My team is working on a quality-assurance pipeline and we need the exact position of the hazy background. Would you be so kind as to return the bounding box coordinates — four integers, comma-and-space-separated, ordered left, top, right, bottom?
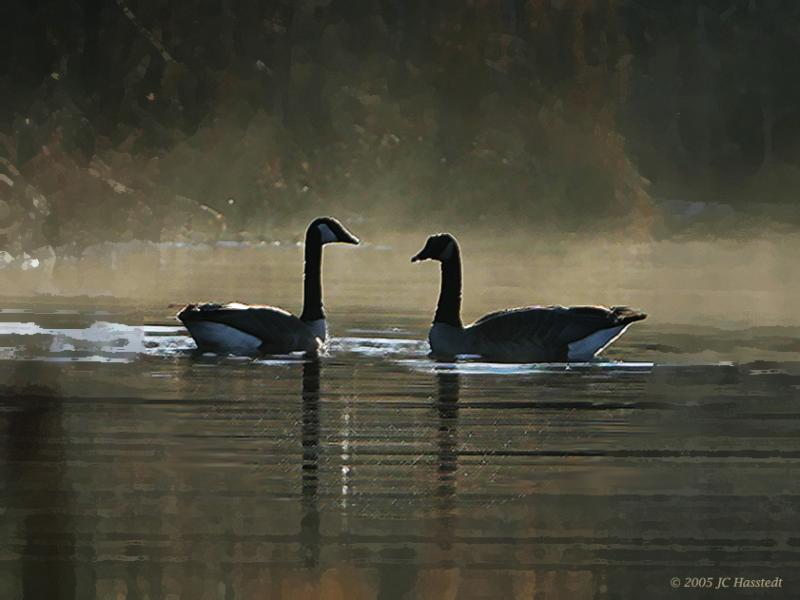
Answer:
2, 0, 800, 252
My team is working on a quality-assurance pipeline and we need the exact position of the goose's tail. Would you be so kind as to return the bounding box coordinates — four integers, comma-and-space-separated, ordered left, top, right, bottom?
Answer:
611, 306, 647, 326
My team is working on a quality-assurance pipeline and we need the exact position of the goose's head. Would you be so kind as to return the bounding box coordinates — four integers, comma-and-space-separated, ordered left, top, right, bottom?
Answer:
411, 233, 458, 263
308, 217, 360, 246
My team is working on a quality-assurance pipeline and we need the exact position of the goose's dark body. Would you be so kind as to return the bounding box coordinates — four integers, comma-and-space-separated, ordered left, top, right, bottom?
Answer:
412, 234, 646, 362
177, 217, 359, 355
178, 303, 322, 354
433, 304, 646, 362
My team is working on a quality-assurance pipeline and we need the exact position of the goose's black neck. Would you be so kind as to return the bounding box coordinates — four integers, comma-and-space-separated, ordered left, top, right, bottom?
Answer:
300, 232, 325, 322
434, 246, 463, 328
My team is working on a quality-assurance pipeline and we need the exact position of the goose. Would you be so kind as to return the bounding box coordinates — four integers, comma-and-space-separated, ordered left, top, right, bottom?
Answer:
411, 233, 646, 362
177, 217, 359, 354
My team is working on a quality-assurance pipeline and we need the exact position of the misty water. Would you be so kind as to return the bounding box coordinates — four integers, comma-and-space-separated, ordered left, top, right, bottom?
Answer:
1, 238, 799, 599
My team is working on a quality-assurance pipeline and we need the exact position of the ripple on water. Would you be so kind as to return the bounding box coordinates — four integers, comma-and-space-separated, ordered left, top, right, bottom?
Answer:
398, 358, 656, 376
331, 335, 428, 357
0, 319, 195, 362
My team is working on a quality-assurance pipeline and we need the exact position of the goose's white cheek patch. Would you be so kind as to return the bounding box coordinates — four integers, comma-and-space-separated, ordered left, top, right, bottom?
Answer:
440, 240, 455, 260
318, 223, 337, 243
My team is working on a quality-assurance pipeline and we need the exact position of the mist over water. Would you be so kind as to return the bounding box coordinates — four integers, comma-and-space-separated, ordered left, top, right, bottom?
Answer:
2, 230, 798, 330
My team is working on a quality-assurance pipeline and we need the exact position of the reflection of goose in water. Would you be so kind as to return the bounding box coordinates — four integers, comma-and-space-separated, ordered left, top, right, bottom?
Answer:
375, 372, 464, 600
300, 359, 321, 568
177, 217, 359, 355
435, 370, 459, 550
413, 370, 463, 600
412, 234, 647, 362
283, 360, 374, 599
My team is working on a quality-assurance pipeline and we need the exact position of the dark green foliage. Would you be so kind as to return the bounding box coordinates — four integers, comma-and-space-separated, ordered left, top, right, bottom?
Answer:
0, 0, 798, 248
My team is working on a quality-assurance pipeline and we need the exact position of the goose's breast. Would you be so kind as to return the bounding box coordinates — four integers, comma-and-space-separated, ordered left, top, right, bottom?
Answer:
429, 323, 468, 356
306, 318, 328, 343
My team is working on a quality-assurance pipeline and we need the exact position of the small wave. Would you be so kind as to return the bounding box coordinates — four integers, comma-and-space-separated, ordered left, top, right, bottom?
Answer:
398, 358, 656, 376
330, 336, 428, 357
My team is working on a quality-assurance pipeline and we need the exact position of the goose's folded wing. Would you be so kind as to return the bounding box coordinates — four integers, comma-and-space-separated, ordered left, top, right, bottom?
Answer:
177, 303, 310, 342
469, 305, 645, 347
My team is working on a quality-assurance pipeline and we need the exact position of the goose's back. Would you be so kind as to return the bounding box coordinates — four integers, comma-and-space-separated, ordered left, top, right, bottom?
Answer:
464, 305, 645, 361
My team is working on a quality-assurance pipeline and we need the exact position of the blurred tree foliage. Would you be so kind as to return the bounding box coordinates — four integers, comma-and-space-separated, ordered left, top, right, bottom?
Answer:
0, 0, 799, 248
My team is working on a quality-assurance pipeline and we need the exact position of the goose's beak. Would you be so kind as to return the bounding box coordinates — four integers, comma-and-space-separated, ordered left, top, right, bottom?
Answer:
410, 250, 425, 262
340, 230, 360, 245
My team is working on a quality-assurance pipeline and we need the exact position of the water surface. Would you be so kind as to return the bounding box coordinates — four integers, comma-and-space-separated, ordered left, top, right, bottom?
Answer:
1, 240, 799, 599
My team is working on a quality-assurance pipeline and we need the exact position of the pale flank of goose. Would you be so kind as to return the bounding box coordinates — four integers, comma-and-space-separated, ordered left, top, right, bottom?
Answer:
177, 217, 359, 355
411, 233, 646, 362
